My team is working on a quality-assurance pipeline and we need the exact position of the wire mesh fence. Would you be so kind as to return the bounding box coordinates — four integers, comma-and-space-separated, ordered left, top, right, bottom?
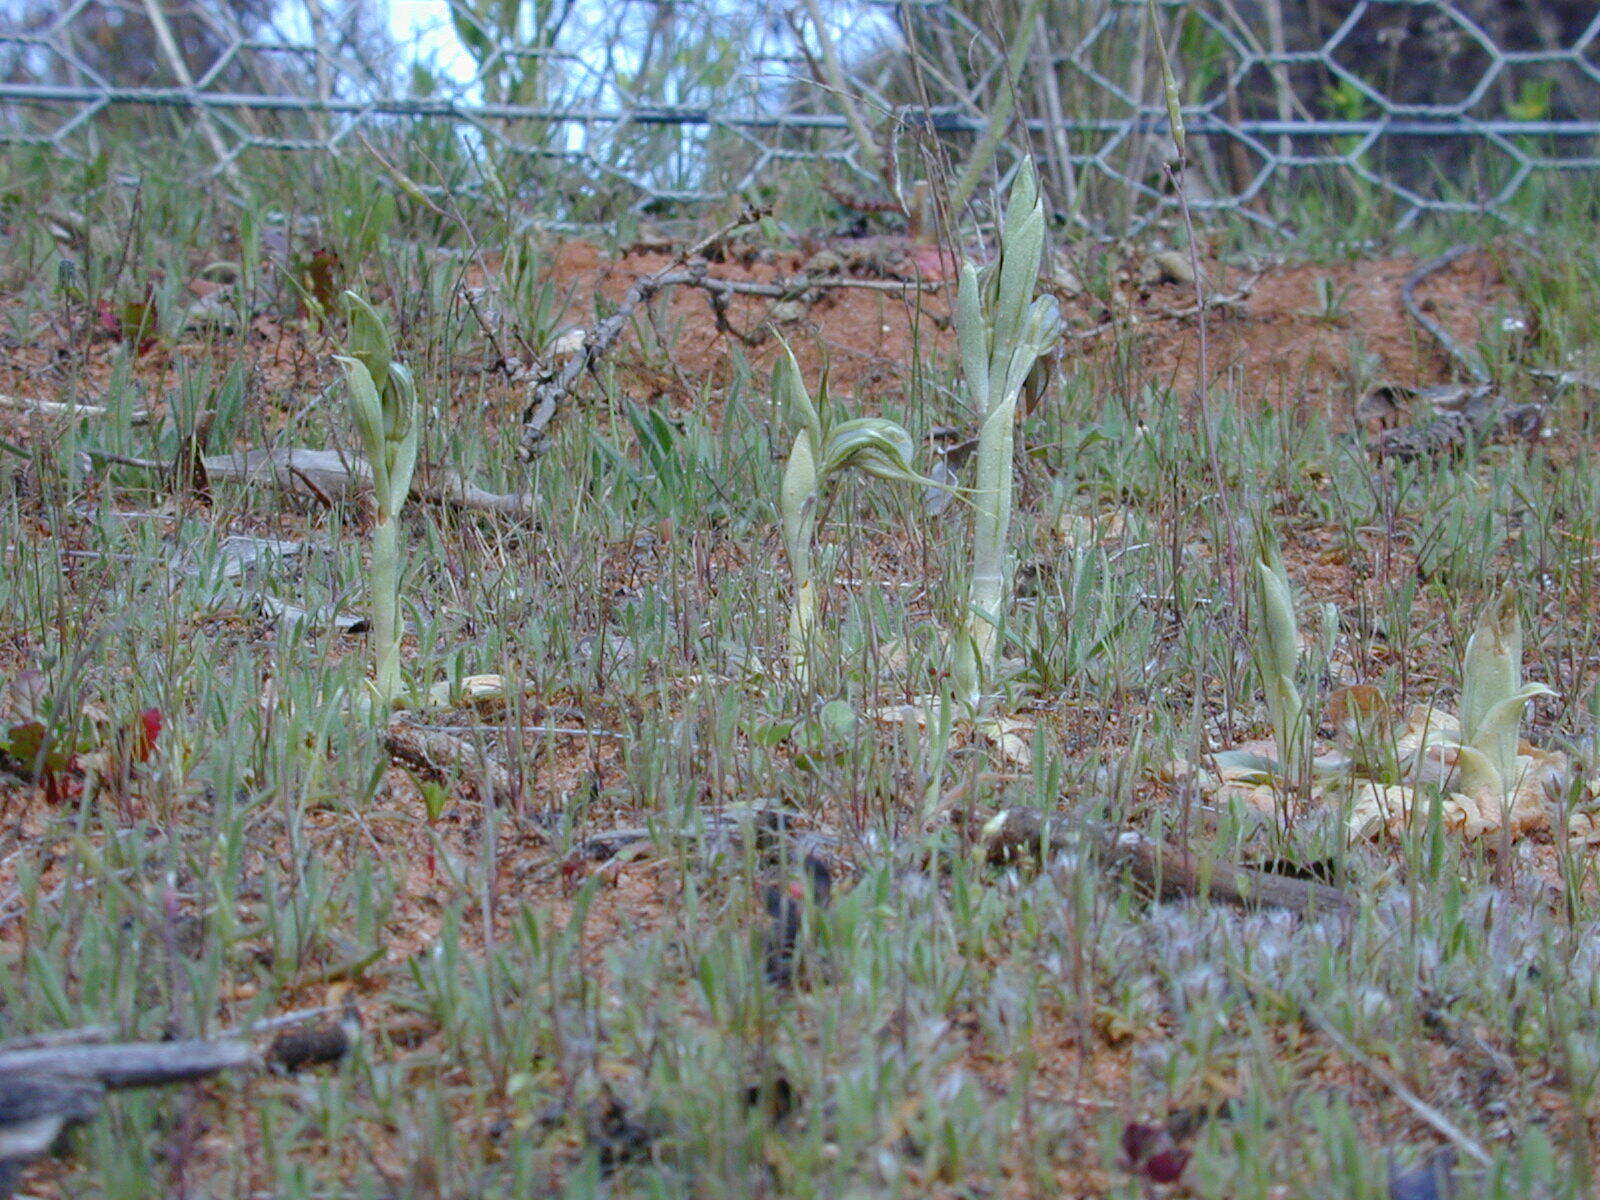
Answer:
2, 0, 1599, 233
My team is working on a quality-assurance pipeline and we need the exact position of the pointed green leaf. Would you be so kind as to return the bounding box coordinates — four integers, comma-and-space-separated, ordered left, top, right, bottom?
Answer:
1254, 557, 1299, 683
1472, 682, 1554, 791
956, 261, 991, 414
819, 418, 915, 476
336, 354, 388, 493
384, 423, 420, 518
1445, 742, 1506, 799
1460, 587, 1522, 751
992, 164, 1047, 370
343, 291, 394, 397
383, 361, 418, 443
775, 339, 822, 453
781, 430, 817, 579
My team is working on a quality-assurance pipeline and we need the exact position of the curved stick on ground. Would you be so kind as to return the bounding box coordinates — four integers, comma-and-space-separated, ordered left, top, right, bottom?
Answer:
83, 447, 538, 517
1374, 243, 1547, 461
1400, 244, 1489, 385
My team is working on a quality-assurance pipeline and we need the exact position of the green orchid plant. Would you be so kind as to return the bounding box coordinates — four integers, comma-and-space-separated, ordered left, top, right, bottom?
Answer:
777, 342, 933, 683
951, 160, 1062, 709
1251, 534, 1311, 787
1451, 589, 1554, 803
336, 291, 419, 710
1347, 588, 1558, 839
1179, 521, 1564, 842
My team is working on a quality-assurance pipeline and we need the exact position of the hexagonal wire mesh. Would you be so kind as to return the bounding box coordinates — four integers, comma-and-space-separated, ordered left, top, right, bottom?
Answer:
1, 0, 1598, 233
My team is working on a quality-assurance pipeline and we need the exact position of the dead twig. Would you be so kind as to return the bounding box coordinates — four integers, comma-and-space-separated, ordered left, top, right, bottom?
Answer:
1102, 830, 1356, 918
0, 394, 151, 425
0, 1039, 258, 1088
1301, 1003, 1494, 1169
653, 271, 951, 300
1373, 244, 1548, 461
1063, 269, 1265, 341
383, 716, 526, 810
519, 205, 770, 454
967, 814, 1355, 917
86, 447, 536, 518
0, 1036, 300, 1191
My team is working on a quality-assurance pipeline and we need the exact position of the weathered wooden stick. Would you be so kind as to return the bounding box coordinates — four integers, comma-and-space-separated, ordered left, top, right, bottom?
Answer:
973, 811, 1357, 918
0, 1039, 263, 1195
1373, 244, 1547, 461
383, 717, 523, 808
88, 446, 536, 517
0, 1038, 259, 1088
0, 394, 151, 424
0, 1027, 111, 1054
1105, 832, 1356, 918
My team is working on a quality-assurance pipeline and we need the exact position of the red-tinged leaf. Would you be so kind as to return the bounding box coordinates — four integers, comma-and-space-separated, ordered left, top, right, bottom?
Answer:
118, 294, 161, 354
1121, 1122, 1163, 1163
133, 707, 163, 762
1143, 1148, 1191, 1184
42, 761, 83, 804
1121, 1121, 1191, 1185
300, 247, 343, 319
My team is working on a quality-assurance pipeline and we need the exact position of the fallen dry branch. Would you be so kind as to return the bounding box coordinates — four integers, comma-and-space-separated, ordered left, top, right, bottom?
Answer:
1300, 1003, 1494, 1169
1063, 269, 1266, 342
1103, 832, 1356, 918
1370, 392, 1546, 462
519, 205, 768, 454
0, 1038, 259, 1184
1401, 244, 1490, 385
644, 265, 954, 345
383, 717, 524, 809
1370, 243, 1548, 461
0, 1038, 258, 1087
0, 1028, 111, 1053
654, 270, 949, 301
969, 811, 1355, 918
90, 447, 536, 517
0, 393, 151, 425
0, 1031, 351, 1194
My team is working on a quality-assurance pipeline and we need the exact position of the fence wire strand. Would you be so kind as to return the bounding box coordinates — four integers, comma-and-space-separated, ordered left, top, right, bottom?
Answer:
2, 0, 1599, 232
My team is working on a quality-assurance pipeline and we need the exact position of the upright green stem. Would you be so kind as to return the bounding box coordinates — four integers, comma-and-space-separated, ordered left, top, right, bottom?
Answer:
775, 340, 935, 687
371, 515, 401, 706
338, 291, 418, 715
967, 392, 1016, 673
